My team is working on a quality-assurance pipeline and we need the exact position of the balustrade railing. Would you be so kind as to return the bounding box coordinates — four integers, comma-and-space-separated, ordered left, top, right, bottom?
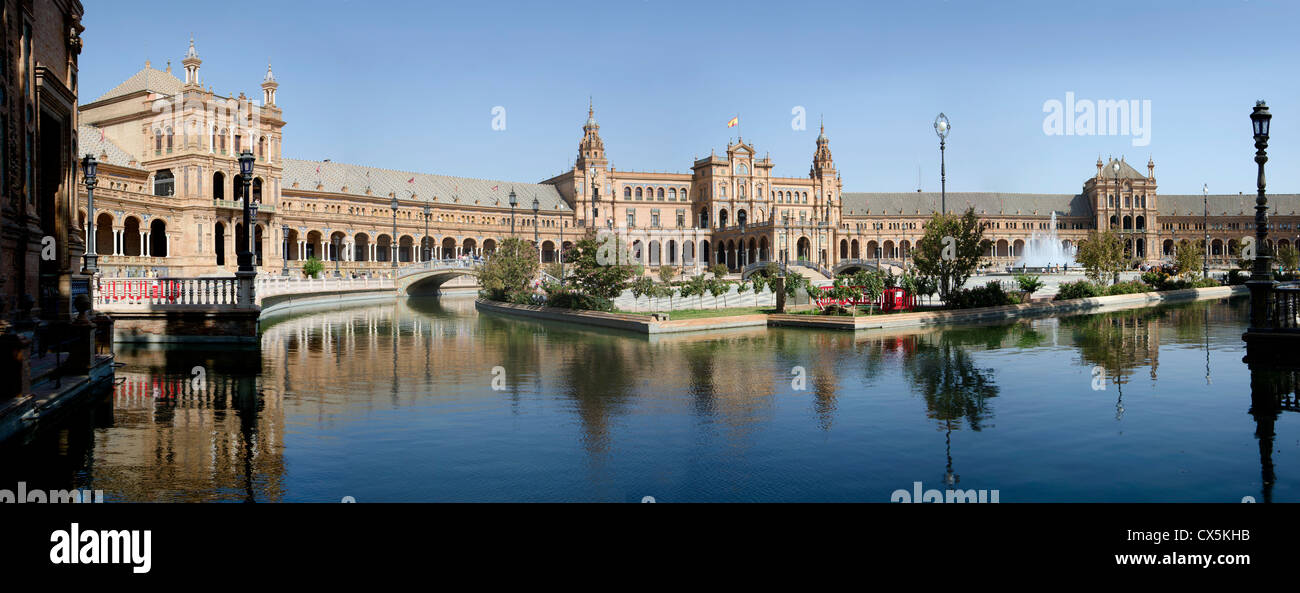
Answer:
95, 277, 240, 307
1268, 285, 1300, 332
256, 275, 395, 298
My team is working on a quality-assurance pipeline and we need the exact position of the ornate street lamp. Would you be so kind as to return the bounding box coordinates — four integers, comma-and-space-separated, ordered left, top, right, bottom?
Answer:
509, 188, 518, 237
589, 167, 599, 231
281, 223, 290, 276
81, 154, 98, 274
1203, 183, 1210, 277
249, 200, 260, 267
390, 194, 399, 269
236, 150, 255, 273
1247, 100, 1274, 331
934, 113, 950, 215
422, 204, 431, 262
532, 195, 541, 263
333, 235, 342, 277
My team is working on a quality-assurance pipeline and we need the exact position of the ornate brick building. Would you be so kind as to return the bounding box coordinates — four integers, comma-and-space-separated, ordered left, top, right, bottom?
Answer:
1, 0, 85, 323
72, 41, 1300, 286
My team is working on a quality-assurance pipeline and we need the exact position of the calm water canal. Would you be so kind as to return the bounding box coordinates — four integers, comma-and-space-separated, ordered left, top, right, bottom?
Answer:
2, 295, 1295, 502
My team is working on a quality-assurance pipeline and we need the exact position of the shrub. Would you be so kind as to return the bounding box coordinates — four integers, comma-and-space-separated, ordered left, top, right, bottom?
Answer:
1105, 280, 1151, 296
302, 257, 324, 278
1015, 273, 1045, 294
544, 287, 614, 312
946, 280, 1021, 309
1054, 280, 1102, 301
1227, 270, 1248, 286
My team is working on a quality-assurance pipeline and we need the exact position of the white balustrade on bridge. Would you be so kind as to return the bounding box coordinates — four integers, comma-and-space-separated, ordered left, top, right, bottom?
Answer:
94, 275, 396, 311
95, 277, 242, 308
255, 275, 395, 299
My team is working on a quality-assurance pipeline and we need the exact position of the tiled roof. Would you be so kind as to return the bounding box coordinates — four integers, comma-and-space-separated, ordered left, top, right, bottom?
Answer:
1099, 158, 1149, 181
281, 159, 572, 211
77, 126, 141, 170
88, 66, 184, 104
1159, 194, 1300, 217
841, 192, 1091, 217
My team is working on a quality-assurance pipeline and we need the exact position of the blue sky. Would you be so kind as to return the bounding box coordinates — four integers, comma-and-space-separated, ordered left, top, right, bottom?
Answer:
81, 0, 1300, 195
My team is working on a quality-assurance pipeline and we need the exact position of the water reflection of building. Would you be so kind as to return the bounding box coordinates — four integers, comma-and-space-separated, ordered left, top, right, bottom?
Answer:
99, 350, 285, 502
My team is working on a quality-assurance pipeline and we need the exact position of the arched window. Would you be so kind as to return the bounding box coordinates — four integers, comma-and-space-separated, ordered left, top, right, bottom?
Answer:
736, 164, 748, 175
213, 171, 225, 200
635, 187, 643, 199
258, 136, 266, 159
154, 129, 163, 152
668, 188, 677, 200
719, 183, 727, 198
253, 177, 263, 202
154, 169, 174, 197
219, 129, 228, 153
656, 187, 664, 200
624, 186, 632, 199
166, 127, 174, 152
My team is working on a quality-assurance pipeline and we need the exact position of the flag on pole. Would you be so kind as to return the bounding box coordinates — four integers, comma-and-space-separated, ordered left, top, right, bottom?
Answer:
408, 177, 415, 183
727, 116, 739, 128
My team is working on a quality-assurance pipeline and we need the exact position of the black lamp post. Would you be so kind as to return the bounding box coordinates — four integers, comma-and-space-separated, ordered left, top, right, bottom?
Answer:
333, 235, 341, 277
509, 188, 518, 237
589, 168, 599, 231
1203, 183, 1209, 277
81, 154, 98, 274
422, 204, 431, 262
934, 113, 950, 215
281, 223, 289, 276
532, 195, 540, 262
389, 195, 400, 269
249, 200, 260, 267
1248, 100, 1274, 331
236, 150, 255, 273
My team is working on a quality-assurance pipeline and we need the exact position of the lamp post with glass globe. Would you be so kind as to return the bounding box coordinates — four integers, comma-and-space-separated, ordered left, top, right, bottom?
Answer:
933, 113, 950, 215
390, 194, 399, 270
236, 151, 256, 273
281, 223, 290, 276
1247, 100, 1274, 333
80, 155, 99, 275
1203, 183, 1210, 278
509, 188, 517, 237
422, 204, 431, 262
532, 195, 540, 263
235, 150, 256, 307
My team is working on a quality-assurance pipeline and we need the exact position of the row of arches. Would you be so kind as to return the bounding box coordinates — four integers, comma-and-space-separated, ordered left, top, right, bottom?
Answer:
1108, 215, 1147, 231
88, 212, 169, 257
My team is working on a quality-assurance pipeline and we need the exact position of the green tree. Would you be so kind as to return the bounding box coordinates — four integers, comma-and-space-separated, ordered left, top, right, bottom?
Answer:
1075, 230, 1126, 285
658, 265, 676, 284
708, 263, 729, 279
707, 277, 730, 309
630, 275, 655, 310
1276, 244, 1299, 275
1173, 239, 1204, 279
302, 257, 324, 278
1014, 273, 1045, 296
567, 237, 636, 300
912, 208, 986, 301
478, 237, 540, 303
784, 270, 808, 300
851, 270, 886, 313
